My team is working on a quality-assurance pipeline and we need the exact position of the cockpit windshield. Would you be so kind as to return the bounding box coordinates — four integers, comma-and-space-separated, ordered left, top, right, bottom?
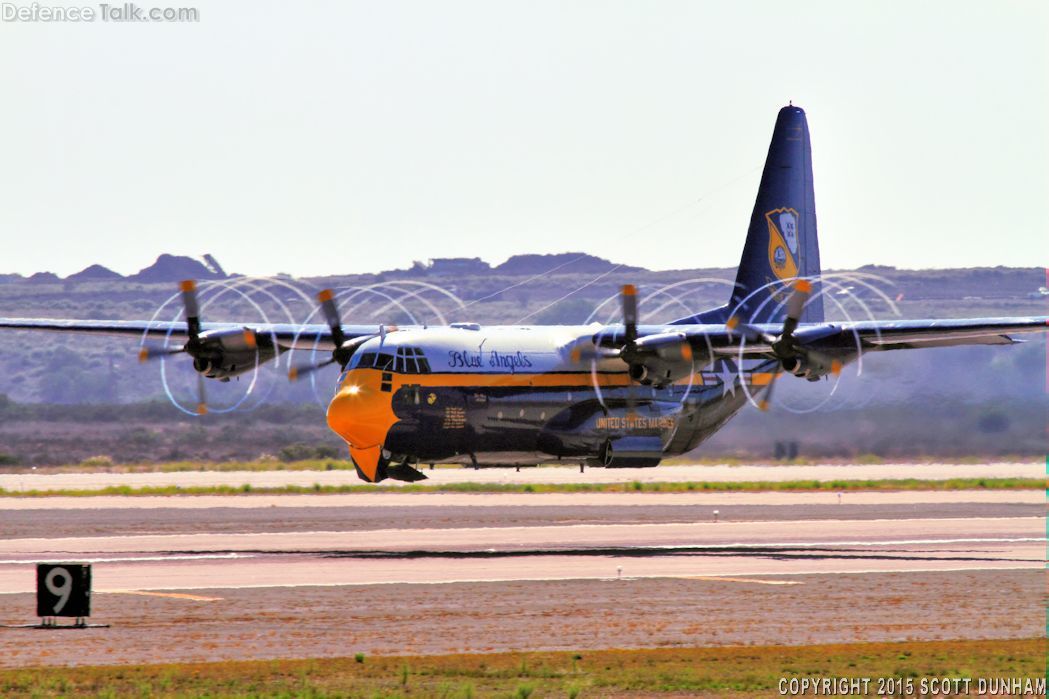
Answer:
351, 346, 431, 374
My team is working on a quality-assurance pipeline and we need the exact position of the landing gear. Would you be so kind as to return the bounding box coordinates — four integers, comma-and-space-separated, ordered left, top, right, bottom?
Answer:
359, 452, 429, 483
384, 462, 428, 482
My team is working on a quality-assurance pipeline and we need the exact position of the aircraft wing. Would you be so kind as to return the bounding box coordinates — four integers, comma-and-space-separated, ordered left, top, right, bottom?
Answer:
0, 318, 383, 351
705, 316, 1048, 357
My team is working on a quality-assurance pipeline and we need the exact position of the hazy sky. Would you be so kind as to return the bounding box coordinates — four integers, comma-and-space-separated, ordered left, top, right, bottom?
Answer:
1, 1, 1046, 278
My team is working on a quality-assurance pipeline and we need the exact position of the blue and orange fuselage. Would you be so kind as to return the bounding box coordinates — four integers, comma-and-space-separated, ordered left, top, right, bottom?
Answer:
325, 326, 775, 482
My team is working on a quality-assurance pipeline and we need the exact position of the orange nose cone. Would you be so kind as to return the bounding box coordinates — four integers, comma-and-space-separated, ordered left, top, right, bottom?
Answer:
326, 370, 397, 450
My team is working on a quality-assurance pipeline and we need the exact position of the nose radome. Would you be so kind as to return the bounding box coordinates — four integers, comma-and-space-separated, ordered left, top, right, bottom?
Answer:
326, 371, 398, 450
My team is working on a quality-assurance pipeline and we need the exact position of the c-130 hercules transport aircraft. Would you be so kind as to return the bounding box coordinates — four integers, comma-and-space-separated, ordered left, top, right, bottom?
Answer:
2, 105, 1046, 483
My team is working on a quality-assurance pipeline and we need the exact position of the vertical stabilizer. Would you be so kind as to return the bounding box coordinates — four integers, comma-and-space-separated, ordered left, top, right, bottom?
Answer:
676, 104, 823, 325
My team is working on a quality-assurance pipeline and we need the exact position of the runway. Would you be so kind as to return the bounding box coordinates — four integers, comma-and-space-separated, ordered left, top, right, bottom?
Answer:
0, 484, 1044, 667
0, 505, 1041, 592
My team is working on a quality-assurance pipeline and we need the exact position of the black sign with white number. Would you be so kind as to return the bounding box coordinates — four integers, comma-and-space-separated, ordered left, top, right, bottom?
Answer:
36, 564, 91, 618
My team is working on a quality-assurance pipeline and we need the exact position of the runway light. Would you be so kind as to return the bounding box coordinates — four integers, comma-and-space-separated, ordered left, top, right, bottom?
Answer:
713, 510, 719, 523
616, 566, 622, 580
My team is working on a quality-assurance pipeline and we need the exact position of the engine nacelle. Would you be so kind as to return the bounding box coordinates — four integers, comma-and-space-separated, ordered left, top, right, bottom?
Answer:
782, 353, 839, 382
624, 332, 702, 387
191, 328, 275, 380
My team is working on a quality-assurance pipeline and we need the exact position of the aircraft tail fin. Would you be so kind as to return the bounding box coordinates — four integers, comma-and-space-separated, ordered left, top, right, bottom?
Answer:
675, 105, 824, 325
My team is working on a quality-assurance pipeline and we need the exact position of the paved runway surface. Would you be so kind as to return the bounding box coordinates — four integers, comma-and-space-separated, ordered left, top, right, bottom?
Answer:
0, 506, 1041, 593
3, 489, 1040, 509
3, 490, 1042, 540
0, 461, 1040, 492
0, 483, 1043, 667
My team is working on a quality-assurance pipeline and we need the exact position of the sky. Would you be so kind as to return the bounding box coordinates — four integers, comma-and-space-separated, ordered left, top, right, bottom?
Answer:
1, 1, 1046, 278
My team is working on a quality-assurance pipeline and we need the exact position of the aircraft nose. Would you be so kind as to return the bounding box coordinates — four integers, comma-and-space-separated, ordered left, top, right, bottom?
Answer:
326, 372, 397, 450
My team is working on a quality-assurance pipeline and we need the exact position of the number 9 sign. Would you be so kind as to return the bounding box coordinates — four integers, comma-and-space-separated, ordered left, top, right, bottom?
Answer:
36, 564, 91, 618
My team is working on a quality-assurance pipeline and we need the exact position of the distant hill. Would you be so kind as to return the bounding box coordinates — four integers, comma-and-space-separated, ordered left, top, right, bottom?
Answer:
385, 253, 642, 279
67, 264, 122, 282
129, 254, 227, 283
493, 253, 642, 276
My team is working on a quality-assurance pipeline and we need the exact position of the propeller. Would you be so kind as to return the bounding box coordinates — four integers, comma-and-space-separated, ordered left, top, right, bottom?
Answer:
619, 284, 641, 412
571, 284, 697, 392
138, 279, 209, 415
727, 279, 841, 411
288, 289, 366, 381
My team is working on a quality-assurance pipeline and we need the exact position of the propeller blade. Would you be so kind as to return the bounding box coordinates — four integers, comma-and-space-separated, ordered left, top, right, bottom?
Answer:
317, 289, 346, 348
288, 357, 337, 382
621, 284, 638, 347
568, 340, 620, 363
180, 279, 202, 340
138, 345, 185, 363
726, 316, 775, 344
287, 290, 366, 381
758, 370, 780, 412
782, 279, 812, 338
195, 371, 208, 416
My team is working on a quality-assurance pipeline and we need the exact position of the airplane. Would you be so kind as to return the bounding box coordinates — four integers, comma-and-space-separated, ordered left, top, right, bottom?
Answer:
2, 104, 1045, 483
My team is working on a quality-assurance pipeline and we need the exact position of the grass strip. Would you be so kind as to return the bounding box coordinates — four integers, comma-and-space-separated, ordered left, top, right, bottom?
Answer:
1, 638, 1043, 698
0, 477, 1042, 497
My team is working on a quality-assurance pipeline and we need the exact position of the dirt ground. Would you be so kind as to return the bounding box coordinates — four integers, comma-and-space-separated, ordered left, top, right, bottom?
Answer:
0, 570, 1041, 668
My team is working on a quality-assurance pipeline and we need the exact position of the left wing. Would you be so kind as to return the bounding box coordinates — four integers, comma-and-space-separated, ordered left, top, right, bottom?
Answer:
0, 318, 383, 352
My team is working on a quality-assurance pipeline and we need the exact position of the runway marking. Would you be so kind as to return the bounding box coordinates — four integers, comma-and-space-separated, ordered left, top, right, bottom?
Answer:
645, 537, 1045, 550
100, 590, 223, 602
0, 563, 1036, 597
0, 553, 254, 565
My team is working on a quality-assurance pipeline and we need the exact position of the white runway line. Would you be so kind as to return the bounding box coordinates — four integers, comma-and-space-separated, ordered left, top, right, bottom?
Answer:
97, 590, 223, 601
645, 536, 1045, 549
0, 554, 254, 565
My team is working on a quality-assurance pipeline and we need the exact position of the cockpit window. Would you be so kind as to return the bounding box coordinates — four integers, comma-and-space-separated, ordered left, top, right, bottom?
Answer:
385, 346, 431, 374
352, 347, 430, 373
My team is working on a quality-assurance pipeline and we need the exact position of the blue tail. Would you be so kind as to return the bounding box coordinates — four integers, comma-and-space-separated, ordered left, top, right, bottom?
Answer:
675, 104, 824, 325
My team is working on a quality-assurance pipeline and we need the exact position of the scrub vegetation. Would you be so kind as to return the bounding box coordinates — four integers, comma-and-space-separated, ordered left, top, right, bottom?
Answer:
0, 638, 1043, 697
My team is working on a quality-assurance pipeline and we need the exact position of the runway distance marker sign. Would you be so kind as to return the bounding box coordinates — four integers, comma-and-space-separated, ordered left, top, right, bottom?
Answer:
36, 563, 91, 618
